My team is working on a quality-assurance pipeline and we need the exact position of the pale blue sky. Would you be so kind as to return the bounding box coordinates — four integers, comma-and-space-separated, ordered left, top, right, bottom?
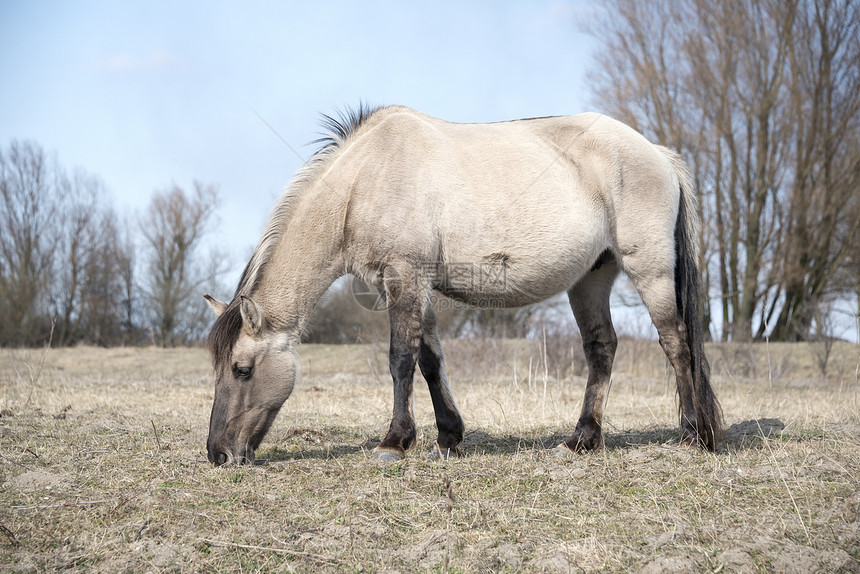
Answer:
0, 1, 600, 286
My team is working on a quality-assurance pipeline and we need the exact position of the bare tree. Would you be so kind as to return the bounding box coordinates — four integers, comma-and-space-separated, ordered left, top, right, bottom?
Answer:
114, 215, 140, 344
75, 212, 138, 346
139, 182, 224, 346
0, 141, 60, 346
588, 0, 860, 341
49, 169, 123, 346
767, 0, 860, 340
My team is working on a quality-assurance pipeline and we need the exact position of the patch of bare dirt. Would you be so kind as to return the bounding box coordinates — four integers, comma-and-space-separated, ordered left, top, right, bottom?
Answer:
5, 470, 72, 492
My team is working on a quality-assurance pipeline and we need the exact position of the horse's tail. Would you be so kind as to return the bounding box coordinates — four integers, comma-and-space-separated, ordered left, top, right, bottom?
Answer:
659, 146, 723, 450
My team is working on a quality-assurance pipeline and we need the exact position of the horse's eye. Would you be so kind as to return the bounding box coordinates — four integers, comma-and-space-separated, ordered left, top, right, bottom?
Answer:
235, 366, 253, 380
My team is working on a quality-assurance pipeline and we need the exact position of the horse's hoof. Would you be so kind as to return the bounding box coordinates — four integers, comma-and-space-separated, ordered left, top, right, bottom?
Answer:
372, 448, 404, 463
551, 443, 576, 456
679, 432, 699, 448
680, 427, 711, 450
428, 442, 458, 460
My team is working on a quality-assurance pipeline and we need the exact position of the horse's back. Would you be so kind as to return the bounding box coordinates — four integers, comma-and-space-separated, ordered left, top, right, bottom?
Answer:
365, 108, 669, 209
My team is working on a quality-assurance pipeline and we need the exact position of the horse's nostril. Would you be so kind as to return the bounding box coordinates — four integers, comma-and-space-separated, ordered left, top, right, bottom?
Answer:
215, 452, 227, 466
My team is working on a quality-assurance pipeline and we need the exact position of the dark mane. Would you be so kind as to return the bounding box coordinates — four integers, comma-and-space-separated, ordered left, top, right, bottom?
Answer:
206, 103, 381, 369
312, 102, 379, 157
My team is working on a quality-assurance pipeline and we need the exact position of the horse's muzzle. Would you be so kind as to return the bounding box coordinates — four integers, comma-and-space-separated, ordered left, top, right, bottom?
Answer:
207, 440, 255, 466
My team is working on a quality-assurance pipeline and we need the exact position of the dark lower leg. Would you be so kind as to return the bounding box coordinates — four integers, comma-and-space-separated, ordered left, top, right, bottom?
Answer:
377, 347, 418, 454
377, 289, 422, 455
565, 337, 616, 452
655, 320, 701, 446
418, 338, 464, 453
565, 266, 618, 452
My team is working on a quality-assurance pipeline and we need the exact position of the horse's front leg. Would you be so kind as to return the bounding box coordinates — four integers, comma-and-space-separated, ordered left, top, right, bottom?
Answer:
418, 308, 464, 458
372, 275, 424, 462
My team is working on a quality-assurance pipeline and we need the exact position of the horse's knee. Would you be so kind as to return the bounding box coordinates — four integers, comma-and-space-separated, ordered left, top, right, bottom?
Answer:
582, 333, 617, 372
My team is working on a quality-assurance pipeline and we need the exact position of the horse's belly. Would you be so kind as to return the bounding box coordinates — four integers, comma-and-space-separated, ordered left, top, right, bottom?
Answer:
435, 227, 607, 307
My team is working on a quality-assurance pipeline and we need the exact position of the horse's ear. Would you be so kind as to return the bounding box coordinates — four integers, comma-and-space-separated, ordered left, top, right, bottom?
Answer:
239, 295, 263, 334
203, 294, 228, 317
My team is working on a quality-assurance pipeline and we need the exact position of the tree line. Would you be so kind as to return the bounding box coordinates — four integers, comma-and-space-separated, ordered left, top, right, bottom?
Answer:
0, 140, 225, 347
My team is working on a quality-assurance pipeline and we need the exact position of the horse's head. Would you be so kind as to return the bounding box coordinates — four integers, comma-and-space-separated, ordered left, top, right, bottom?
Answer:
203, 294, 296, 465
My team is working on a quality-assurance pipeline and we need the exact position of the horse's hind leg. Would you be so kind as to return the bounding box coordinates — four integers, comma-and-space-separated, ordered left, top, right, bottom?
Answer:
559, 257, 619, 453
418, 308, 464, 458
623, 258, 700, 446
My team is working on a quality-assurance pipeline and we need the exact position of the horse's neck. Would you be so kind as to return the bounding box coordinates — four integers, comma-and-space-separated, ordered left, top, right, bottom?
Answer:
254, 182, 346, 334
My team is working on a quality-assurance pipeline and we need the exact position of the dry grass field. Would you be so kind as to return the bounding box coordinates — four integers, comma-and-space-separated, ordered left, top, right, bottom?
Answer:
1, 339, 858, 573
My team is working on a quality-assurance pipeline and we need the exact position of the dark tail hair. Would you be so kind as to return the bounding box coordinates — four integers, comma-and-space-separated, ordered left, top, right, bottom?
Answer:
662, 147, 723, 450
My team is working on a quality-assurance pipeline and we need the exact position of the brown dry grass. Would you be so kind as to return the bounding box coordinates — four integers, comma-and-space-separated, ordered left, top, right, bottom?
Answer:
1, 341, 859, 573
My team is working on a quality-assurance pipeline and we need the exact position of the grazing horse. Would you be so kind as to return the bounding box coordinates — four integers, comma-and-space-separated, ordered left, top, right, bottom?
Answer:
204, 105, 722, 465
